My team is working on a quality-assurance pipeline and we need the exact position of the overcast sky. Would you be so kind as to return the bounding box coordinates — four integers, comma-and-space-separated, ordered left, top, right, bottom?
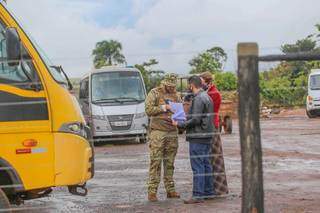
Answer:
6, 0, 320, 77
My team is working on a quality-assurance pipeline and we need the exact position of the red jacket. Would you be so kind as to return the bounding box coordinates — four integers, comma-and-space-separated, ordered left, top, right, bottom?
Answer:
207, 84, 221, 128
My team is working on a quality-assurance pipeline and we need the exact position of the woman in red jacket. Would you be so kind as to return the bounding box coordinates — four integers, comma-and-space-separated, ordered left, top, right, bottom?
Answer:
200, 71, 229, 195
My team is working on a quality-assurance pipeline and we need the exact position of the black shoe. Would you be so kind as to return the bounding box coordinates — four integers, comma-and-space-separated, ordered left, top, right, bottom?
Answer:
184, 198, 204, 204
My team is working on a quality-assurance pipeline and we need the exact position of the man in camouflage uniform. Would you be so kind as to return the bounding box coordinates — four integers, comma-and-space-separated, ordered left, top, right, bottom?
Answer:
145, 73, 181, 202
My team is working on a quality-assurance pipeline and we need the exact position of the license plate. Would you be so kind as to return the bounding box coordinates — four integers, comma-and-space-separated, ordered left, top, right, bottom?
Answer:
113, 121, 128, 127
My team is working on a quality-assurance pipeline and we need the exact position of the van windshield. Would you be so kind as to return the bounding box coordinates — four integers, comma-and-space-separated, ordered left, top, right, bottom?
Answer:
91, 71, 146, 104
310, 74, 320, 90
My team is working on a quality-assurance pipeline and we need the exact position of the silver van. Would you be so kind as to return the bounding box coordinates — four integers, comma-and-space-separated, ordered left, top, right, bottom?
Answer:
79, 67, 148, 144
306, 69, 320, 118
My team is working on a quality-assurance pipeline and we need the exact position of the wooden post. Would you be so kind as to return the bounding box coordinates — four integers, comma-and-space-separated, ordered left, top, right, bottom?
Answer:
237, 43, 264, 213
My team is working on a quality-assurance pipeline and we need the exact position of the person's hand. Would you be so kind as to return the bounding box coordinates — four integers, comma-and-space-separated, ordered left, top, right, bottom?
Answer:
165, 104, 172, 111
172, 120, 178, 126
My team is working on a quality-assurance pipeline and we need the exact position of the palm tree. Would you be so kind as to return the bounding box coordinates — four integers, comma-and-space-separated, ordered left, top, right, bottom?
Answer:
92, 40, 126, 69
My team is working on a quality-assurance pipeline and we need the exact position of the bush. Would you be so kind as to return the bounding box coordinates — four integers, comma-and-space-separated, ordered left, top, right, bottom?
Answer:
145, 73, 164, 92
214, 72, 237, 91
259, 75, 307, 107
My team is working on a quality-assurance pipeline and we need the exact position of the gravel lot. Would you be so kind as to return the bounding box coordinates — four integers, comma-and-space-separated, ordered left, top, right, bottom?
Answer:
16, 110, 320, 213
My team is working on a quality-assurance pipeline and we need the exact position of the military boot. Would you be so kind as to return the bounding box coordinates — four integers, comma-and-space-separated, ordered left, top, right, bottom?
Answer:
167, 192, 180, 199
148, 193, 158, 202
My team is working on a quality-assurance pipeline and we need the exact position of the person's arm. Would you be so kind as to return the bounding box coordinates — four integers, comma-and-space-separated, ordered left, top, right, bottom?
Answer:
215, 92, 222, 112
178, 96, 204, 128
214, 92, 221, 128
145, 90, 165, 116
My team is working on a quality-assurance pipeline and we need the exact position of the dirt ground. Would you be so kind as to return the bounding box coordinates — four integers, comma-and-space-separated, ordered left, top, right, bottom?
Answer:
16, 109, 320, 213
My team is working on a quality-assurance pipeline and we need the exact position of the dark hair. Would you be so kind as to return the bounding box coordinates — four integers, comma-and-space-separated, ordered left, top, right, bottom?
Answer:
188, 75, 202, 88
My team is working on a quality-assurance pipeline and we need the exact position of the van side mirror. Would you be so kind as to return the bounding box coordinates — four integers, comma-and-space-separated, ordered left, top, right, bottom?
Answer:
5, 27, 21, 67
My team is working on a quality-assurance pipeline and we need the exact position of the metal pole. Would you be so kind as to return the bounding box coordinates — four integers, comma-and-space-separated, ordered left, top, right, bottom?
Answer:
259, 52, 320, 62
237, 43, 264, 213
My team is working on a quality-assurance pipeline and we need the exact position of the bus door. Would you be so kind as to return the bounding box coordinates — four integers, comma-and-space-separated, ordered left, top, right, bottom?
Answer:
0, 23, 54, 190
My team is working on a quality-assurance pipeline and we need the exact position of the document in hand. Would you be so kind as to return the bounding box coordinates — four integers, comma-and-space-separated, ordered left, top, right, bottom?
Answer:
169, 102, 186, 122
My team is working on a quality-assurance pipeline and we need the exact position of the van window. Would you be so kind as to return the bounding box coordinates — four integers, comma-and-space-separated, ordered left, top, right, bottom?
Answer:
310, 74, 320, 90
91, 71, 145, 104
79, 78, 89, 99
0, 21, 41, 90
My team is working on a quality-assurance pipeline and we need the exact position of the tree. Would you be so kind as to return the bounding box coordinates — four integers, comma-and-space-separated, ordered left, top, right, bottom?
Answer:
92, 40, 126, 69
259, 23, 320, 107
279, 24, 320, 81
306, 24, 320, 70
135, 59, 164, 92
135, 59, 158, 86
281, 38, 317, 54
313, 23, 320, 39
189, 47, 227, 74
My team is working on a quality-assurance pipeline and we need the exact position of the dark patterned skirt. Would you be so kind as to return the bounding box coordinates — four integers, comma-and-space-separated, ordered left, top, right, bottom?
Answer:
212, 134, 229, 195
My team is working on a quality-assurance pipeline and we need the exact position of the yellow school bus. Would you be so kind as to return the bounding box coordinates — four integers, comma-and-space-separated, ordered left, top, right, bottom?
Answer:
0, 2, 94, 210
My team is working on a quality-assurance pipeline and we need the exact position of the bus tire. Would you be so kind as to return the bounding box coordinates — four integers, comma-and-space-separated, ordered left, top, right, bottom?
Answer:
0, 188, 11, 212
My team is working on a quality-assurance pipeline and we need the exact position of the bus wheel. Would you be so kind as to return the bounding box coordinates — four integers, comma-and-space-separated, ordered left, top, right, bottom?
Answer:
224, 116, 233, 134
0, 188, 11, 212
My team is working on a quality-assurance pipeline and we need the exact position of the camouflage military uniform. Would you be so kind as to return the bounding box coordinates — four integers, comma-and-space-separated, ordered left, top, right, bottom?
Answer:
145, 74, 181, 194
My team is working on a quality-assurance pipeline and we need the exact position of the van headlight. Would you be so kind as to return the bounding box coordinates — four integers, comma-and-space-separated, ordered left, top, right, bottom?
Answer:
59, 122, 88, 139
135, 112, 146, 119
92, 115, 108, 121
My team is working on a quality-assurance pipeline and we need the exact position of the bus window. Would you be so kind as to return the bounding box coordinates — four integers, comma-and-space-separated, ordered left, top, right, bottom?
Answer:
0, 21, 42, 90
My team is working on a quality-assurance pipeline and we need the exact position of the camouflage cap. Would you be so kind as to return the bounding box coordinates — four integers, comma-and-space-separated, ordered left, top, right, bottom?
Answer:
162, 73, 178, 87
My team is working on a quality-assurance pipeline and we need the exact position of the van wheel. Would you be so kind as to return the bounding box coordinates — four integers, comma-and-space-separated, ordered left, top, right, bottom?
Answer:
306, 110, 317, 119
0, 188, 11, 212
223, 116, 233, 134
